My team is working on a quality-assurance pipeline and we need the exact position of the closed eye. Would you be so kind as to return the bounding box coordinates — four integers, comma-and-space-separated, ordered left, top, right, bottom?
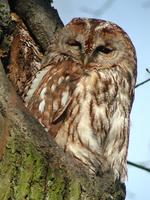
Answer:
95, 45, 113, 54
67, 39, 82, 50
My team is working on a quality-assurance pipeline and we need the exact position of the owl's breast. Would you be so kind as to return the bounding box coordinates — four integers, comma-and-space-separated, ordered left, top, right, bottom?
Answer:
55, 69, 115, 167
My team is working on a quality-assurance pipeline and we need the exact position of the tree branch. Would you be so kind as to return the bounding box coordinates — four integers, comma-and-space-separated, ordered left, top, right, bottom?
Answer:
135, 78, 150, 88
9, 0, 64, 52
0, 1, 126, 199
0, 0, 13, 57
127, 161, 150, 173
135, 68, 150, 88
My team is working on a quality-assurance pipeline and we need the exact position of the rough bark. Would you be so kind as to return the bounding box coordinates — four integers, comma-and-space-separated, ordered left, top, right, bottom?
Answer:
8, 0, 64, 52
0, 0, 126, 199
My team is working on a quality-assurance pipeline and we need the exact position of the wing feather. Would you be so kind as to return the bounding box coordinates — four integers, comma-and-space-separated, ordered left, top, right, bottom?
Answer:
26, 60, 82, 130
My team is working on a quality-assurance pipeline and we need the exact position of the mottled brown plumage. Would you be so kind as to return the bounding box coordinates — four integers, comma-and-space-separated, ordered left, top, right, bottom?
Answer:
23, 18, 137, 182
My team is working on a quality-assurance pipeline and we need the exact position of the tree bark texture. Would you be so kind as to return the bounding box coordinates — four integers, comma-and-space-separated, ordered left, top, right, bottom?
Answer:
0, 1, 126, 199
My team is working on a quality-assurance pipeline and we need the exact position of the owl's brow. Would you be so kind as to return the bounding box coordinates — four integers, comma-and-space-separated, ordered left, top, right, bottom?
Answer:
95, 21, 111, 31
84, 20, 100, 52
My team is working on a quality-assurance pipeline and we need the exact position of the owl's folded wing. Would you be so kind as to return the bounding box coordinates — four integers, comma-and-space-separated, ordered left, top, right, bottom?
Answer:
26, 62, 82, 130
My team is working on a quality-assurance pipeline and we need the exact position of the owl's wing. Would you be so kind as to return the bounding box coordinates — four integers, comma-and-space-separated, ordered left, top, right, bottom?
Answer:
27, 62, 82, 130
50, 70, 80, 124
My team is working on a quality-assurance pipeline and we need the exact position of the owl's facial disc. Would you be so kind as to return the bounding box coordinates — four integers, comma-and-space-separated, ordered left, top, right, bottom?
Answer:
65, 36, 115, 67
63, 26, 123, 68
53, 18, 136, 69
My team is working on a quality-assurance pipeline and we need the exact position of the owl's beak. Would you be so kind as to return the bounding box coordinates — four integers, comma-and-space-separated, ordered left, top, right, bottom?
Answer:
83, 55, 89, 66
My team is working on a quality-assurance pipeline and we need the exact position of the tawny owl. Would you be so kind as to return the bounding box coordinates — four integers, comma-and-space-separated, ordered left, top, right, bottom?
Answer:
23, 18, 137, 182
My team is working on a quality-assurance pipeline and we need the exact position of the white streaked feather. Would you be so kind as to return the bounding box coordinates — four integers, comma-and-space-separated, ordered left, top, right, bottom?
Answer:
53, 100, 59, 111
58, 77, 64, 85
39, 99, 45, 113
61, 90, 69, 106
51, 84, 56, 92
40, 87, 47, 99
25, 67, 49, 103
77, 97, 99, 152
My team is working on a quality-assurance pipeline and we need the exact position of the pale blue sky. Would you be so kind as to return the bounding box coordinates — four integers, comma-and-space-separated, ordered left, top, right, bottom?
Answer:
53, 1, 150, 199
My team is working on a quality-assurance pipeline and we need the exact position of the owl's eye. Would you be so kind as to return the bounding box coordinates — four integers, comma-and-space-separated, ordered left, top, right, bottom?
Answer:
95, 45, 113, 54
67, 39, 82, 50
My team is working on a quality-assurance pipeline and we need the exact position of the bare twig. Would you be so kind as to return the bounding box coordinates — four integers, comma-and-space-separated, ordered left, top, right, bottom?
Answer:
146, 68, 150, 74
138, 160, 150, 167
11, 0, 63, 52
135, 78, 150, 88
130, 69, 150, 173
127, 161, 150, 173
135, 68, 150, 88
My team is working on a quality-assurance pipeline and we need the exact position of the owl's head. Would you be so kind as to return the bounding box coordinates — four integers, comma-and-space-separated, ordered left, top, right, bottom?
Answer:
45, 18, 136, 70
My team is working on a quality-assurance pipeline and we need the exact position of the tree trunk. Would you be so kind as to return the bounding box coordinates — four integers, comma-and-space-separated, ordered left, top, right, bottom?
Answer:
0, 1, 126, 199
